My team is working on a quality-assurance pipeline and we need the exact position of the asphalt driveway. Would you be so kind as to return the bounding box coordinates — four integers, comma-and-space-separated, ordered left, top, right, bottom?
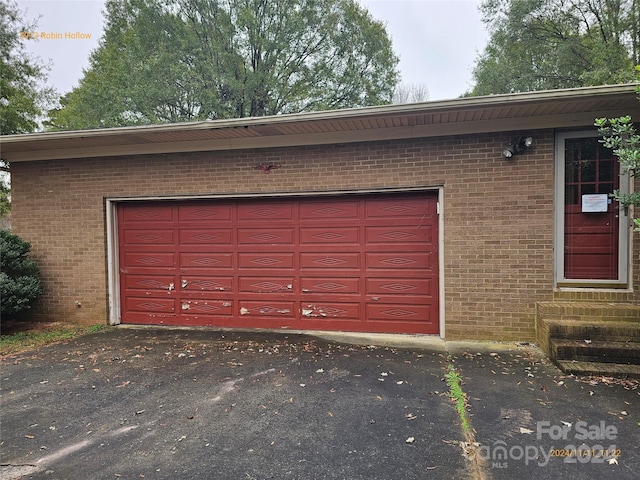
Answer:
1, 327, 638, 480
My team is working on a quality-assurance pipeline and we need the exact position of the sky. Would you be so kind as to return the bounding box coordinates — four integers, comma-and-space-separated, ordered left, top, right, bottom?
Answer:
16, 0, 489, 101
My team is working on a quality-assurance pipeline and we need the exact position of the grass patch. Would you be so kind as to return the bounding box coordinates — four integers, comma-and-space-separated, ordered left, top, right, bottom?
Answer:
445, 360, 472, 436
0, 324, 107, 356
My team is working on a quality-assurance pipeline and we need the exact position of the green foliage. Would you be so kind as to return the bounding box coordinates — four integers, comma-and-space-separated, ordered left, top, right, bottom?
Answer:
469, 0, 638, 95
48, 0, 399, 130
0, 180, 9, 217
0, 0, 55, 134
445, 361, 472, 435
595, 115, 640, 231
0, 230, 42, 319
595, 70, 640, 231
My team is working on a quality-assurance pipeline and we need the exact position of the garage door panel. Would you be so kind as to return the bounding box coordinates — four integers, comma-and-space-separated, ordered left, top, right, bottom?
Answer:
237, 228, 294, 245
123, 252, 176, 268
179, 204, 232, 222
299, 227, 359, 244
122, 204, 175, 222
124, 274, 176, 291
237, 203, 294, 221
182, 276, 233, 292
365, 198, 434, 218
180, 252, 233, 269
126, 296, 176, 313
366, 226, 434, 244
119, 193, 439, 334
366, 303, 433, 322
179, 229, 233, 244
239, 277, 295, 293
179, 299, 233, 315
123, 229, 175, 246
301, 302, 360, 319
238, 253, 295, 269
301, 277, 360, 294
366, 278, 435, 296
239, 301, 296, 317
299, 253, 360, 269
366, 252, 435, 270
299, 202, 359, 220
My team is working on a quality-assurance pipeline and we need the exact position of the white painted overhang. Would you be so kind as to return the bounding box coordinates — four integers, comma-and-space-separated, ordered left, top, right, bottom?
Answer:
1, 84, 639, 162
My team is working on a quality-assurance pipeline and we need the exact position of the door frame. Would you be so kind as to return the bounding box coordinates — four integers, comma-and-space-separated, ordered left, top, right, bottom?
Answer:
106, 187, 446, 337
554, 130, 631, 288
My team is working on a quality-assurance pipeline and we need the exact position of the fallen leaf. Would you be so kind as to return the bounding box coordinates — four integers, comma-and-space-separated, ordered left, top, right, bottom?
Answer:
584, 339, 592, 344
620, 411, 628, 416
316, 368, 324, 373
519, 427, 534, 434
406, 437, 415, 444
561, 421, 572, 427
25, 435, 35, 439
608, 458, 618, 465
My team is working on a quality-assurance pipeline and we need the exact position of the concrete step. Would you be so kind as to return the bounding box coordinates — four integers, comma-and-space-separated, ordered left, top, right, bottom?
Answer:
555, 360, 640, 379
550, 339, 640, 364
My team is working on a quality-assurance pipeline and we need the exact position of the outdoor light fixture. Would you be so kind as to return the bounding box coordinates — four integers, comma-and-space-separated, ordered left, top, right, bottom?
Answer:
503, 136, 533, 158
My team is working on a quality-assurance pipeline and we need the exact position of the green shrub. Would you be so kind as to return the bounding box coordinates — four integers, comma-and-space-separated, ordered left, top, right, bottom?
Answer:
0, 230, 42, 319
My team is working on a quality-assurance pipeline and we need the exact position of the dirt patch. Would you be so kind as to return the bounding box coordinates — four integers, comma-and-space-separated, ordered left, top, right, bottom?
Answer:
0, 321, 71, 336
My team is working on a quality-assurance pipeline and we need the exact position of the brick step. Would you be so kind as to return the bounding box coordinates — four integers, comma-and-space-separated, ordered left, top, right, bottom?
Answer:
550, 339, 640, 364
546, 320, 640, 342
537, 302, 640, 322
555, 360, 640, 379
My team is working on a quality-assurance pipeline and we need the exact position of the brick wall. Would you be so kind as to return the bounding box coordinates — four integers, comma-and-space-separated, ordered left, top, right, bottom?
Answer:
9, 129, 638, 340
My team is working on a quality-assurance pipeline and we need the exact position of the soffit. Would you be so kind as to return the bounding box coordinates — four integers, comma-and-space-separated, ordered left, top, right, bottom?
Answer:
1, 84, 639, 162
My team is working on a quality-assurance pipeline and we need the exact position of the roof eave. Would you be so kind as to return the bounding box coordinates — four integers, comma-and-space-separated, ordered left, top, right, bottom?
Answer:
1, 84, 638, 162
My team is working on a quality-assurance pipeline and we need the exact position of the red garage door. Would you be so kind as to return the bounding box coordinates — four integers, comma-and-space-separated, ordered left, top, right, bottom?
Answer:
117, 193, 439, 334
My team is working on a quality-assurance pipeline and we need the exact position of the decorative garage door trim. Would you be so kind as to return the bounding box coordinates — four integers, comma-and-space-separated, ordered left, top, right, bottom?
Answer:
113, 192, 440, 334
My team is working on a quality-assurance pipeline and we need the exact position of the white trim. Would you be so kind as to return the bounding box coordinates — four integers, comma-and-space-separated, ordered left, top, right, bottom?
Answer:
437, 187, 446, 339
106, 200, 121, 325
554, 130, 630, 286
105, 186, 446, 337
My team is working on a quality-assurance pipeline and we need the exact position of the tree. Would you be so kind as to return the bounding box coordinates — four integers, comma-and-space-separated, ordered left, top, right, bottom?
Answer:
1, 1, 55, 219
0, 0, 54, 134
0, 230, 42, 320
392, 83, 430, 104
595, 67, 640, 232
48, 0, 399, 130
0, 160, 9, 218
469, 0, 639, 95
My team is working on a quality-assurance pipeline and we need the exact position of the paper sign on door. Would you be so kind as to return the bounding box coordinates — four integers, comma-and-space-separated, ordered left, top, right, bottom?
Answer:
581, 194, 609, 213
